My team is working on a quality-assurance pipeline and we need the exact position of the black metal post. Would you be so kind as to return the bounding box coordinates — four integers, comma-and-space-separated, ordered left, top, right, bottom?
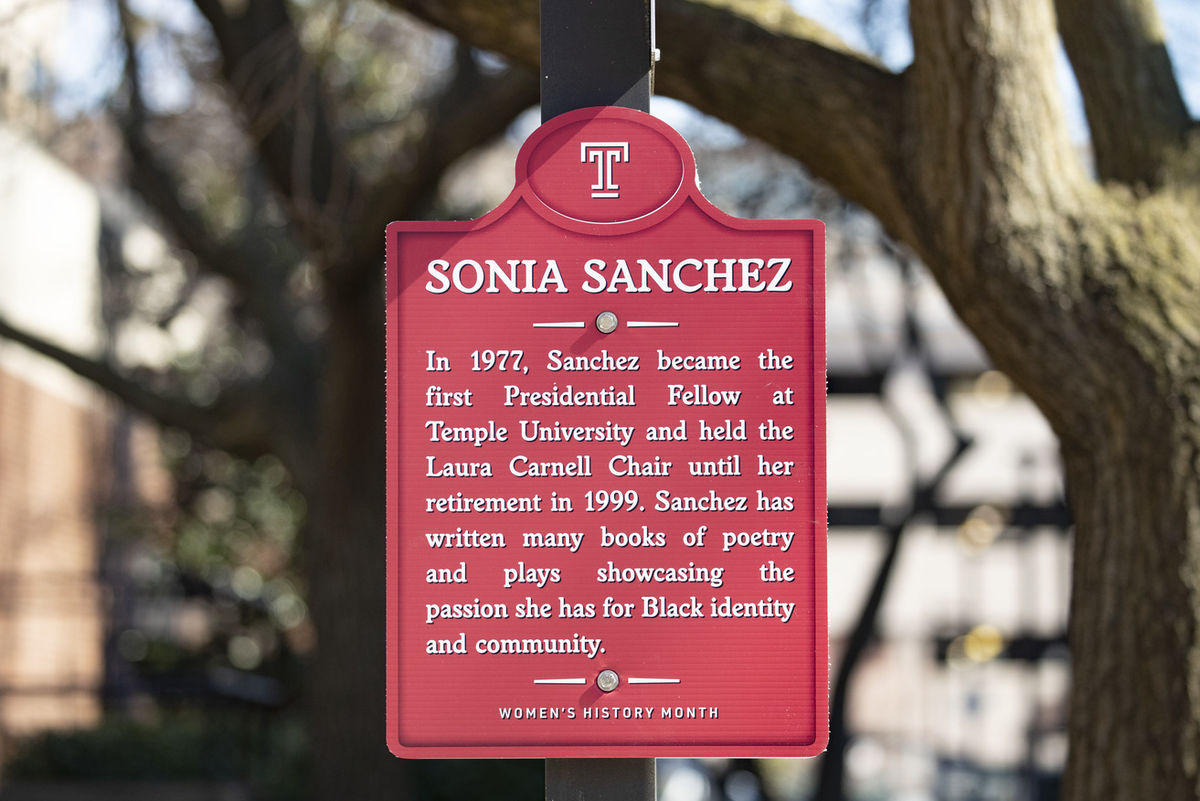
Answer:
546, 758, 656, 801
540, 0, 654, 121
540, 0, 656, 798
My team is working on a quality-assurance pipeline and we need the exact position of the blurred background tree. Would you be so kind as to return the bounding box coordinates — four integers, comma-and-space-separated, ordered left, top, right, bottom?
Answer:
1, 1, 539, 798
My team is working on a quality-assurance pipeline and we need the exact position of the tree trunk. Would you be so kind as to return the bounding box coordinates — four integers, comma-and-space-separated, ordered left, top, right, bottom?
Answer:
307, 275, 414, 800
904, 2, 1200, 797
1063, 393, 1200, 799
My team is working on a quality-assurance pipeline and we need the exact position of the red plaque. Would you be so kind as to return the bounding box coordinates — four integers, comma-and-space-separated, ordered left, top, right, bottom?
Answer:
386, 107, 826, 758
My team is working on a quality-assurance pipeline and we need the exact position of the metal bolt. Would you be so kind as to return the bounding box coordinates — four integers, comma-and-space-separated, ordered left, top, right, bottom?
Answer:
596, 311, 619, 334
597, 669, 620, 692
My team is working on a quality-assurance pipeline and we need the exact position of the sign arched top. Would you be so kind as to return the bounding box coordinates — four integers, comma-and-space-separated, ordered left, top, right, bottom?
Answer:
516, 107, 692, 230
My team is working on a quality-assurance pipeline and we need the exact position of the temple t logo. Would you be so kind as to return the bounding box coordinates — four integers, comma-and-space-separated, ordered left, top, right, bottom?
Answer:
581, 141, 630, 198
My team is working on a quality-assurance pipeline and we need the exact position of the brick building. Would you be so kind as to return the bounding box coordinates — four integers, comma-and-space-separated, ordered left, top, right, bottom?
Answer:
0, 124, 107, 762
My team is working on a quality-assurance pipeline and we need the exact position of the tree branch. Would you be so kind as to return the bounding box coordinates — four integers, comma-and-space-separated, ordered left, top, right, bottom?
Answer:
114, 0, 147, 125
0, 315, 279, 461
118, 121, 306, 354
341, 50, 538, 280
1056, 0, 1193, 187
658, 0, 909, 237
114, 0, 303, 360
388, 0, 913, 240
906, 0, 1091, 269
190, 0, 360, 264
390, 0, 539, 67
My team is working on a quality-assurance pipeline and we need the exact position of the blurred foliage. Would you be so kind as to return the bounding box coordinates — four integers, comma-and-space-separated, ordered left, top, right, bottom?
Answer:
109, 435, 311, 682
67, 436, 314, 798
5, 716, 237, 780
3, 711, 307, 800
294, 0, 458, 164
21, 435, 316, 796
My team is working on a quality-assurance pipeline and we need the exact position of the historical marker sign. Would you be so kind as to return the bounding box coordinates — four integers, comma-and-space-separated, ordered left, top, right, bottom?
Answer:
386, 107, 827, 758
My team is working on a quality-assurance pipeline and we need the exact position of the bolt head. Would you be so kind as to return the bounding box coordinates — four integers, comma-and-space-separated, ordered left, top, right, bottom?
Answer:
597, 669, 620, 692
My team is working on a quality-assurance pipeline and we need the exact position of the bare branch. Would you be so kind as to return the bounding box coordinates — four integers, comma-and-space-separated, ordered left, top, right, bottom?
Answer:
114, 0, 147, 125
1056, 0, 1193, 186
113, 0, 303, 360
429, 47, 538, 167
341, 52, 538, 279
0, 315, 278, 461
657, 0, 909, 237
391, 0, 539, 67
118, 121, 306, 357
190, 0, 360, 260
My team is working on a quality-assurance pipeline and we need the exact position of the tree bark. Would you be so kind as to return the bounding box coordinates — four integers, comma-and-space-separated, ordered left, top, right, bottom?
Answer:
1055, 0, 1193, 187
